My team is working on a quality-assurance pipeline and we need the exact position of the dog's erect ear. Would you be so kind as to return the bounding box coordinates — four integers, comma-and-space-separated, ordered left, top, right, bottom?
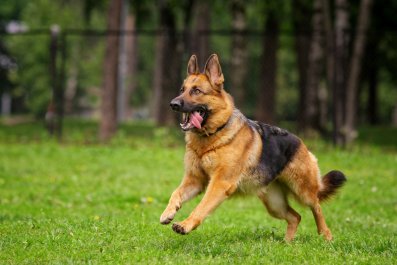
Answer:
204, 54, 224, 89
187, 55, 199, 75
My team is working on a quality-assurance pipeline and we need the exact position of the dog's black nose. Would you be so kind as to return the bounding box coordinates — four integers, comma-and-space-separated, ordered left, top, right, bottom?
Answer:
170, 98, 183, 111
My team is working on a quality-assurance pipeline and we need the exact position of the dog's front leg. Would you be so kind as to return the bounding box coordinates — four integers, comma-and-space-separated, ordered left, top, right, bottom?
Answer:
172, 178, 237, 235
160, 175, 204, 225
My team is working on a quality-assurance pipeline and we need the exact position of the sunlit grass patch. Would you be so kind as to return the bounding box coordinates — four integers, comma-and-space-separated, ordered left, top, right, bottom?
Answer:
0, 120, 396, 264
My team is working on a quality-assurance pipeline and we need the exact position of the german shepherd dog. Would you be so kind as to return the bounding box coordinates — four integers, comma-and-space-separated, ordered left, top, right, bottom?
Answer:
160, 54, 346, 241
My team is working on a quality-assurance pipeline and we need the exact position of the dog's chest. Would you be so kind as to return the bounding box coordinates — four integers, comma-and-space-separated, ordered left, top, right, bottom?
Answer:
199, 151, 217, 171
184, 147, 217, 178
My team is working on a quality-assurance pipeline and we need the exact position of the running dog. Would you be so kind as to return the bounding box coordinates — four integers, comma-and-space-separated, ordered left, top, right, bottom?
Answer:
160, 54, 346, 241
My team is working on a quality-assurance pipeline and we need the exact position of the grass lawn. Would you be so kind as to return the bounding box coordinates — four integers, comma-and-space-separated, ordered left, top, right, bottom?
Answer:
0, 120, 396, 264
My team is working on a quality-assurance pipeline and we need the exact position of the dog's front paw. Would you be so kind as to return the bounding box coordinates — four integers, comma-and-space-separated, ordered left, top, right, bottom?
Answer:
160, 214, 174, 225
172, 219, 199, 235
172, 223, 188, 235
160, 209, 176, 225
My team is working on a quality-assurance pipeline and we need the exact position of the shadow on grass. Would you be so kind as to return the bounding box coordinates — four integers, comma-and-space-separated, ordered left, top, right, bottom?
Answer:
155, 226, 285, 253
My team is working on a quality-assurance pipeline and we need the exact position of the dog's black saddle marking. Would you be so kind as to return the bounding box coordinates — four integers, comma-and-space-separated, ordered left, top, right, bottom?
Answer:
248, 120, 301, 185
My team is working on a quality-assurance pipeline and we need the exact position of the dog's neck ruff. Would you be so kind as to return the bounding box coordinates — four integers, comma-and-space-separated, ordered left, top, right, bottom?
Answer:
201, 108, 242, 137
203, 120, 229, 136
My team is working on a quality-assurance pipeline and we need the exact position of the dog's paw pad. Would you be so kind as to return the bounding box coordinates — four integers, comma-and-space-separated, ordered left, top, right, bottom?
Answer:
160, 212, 175, 225
160, 217, 172, 225
324, 232, 333, 241
172, 223, 187, 235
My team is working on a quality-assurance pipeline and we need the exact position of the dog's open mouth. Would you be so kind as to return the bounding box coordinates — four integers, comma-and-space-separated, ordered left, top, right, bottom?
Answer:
180, 108, 206, 131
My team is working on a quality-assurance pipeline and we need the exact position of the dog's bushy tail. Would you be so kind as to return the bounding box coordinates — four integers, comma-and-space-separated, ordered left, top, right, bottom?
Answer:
318, 170, 347, 202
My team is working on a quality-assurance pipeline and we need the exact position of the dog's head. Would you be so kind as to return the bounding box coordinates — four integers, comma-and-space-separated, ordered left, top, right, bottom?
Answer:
170, 54, 233, 133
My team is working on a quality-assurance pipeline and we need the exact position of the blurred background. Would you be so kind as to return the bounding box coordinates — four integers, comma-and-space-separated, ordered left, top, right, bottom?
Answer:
0, 0, 396, 147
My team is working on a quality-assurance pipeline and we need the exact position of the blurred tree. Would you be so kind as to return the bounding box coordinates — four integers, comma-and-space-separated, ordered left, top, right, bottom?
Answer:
6, 0, 85, 117
0, 42, 16, 115
48, 25, 61, 137
99, 0, 122, 141
362, 0, 397, 125
152, 0, 182, 126
292, 0, 312, 132
333, 0, 349, 145
83, 0, 106, 26
0, 0, 27, 27
62, 0, 106, 117
190, 0, 211, 67
229, 0, 248, 109
363, 30, 379, 125
1, 0, 395, 139
323, 1, 334, 93
0, 0, 28, 114
304, 0, 328, 134
255, 5, 279, 124
344, 0, 373, 144
120, 10, 138, 120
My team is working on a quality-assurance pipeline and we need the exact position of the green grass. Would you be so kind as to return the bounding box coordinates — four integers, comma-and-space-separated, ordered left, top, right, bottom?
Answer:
0, 120, 396, 264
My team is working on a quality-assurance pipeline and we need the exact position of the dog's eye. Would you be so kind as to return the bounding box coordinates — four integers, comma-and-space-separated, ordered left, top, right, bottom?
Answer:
180, 87, 185, 94
191, 87, 202, 95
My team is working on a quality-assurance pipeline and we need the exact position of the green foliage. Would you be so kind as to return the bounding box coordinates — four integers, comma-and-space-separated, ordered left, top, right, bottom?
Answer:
132, 35, 156, 107
6, 0, 86, 116
0, 120, 396, 264
0, 0, 27, 26
1, 0, 397, 125
377, 70, 397, 122
277, 34, 299, 120
8, 34, 52, 116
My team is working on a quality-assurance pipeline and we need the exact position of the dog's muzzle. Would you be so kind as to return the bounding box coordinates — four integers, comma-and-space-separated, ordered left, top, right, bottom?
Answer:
170, 98, 183, 112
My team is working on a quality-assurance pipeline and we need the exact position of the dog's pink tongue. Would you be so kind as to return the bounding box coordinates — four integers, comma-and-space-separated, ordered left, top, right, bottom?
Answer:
190, 111, 203, 129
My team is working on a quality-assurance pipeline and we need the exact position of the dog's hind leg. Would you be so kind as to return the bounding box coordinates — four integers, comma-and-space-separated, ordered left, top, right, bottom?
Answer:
309, 200, 333, 240
278, 144, 334, 240
291, 185, 333, 240
258, 182, 301, 242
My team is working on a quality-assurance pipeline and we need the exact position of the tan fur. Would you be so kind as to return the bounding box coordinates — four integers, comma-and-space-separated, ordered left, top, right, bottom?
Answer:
161, 54, 337, 241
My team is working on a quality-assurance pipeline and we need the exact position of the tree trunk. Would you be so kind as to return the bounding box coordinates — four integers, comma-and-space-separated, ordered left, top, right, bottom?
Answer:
152, 27, 165, 123
190, 0, 211, 66
229, 0, 248, 110
392, 102, 397, 127
333, 0, 349, 146
323, 0, 334, 88
323, 0, 335, 128
122, 13, 138, 120
292, 0, 312, 131
363, 32, 379, 125
304, 0, 325, 134
152, 0, 182, 126
64, 60, 78, 115
367, 59, 378, 125
255, 11, 279, 124
99, 0, 122, 141
344, 0, 373, 144
49, 26, 59, 137
117, 0, 129, 122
